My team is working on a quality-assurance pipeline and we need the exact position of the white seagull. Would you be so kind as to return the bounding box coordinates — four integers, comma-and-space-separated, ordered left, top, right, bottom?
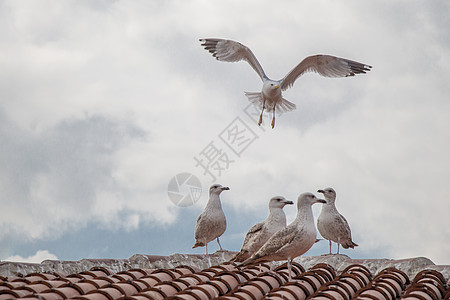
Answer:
193, 184, 230, 255
317, 187, 358, 254
200, 38, 372, 128
230, 196, 294, 263
241, 192, 326, 277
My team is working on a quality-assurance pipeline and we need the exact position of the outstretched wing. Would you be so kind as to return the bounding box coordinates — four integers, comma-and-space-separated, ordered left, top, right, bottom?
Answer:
200, 38, 267, 81
280, 55, 372, 90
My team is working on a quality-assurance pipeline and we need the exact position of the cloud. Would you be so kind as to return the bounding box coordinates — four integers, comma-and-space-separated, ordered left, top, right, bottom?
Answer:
4, 250, 58, 263
0, 0, 449, 265
0, 112, 179, 242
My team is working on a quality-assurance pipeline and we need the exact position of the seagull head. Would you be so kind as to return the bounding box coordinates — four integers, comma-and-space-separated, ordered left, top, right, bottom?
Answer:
262, 80, 282, 98
297, 192, 326, 209
269, 196, 294, 209
209, 184, 230, 195
317, 187, 336, 202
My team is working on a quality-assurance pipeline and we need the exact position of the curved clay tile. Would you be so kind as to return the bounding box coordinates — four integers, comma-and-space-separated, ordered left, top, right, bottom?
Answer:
416, 279, 445, 298
88, 267, 113, 277
374, 267, 409, 286
150, 269, 180, 281
179, 287, 213, 300
267, 282, 308, 300
149, 272, 175, 283
137, 287, 168, 300
76, 290, 111, 300
174, 275, 202, 287
168, 280, 189, 292
66, 273, 87, 282
138, 275, 164, 288
115, 270, 143, 280
340, 273, 367, 292
20, 282, 52, 294
216, 271, 244, 287
403, 283, 443, 300
0, 289, 33, 298
25, 273, 58, 281
84, 278, 114, 289
80, 270, 107, 279
413, 269, 446, 286
72, 281, 99, 294
296, 272, 326, 291
208, 280, 232, 296
50, 285, 84, 298
374, 278, 403, 298
192, 285, 222, 299
173, 266, 197, 277
171, 290, 205, 300
341, 264, 372, 282
208, 277, 233, 294
323, 281, 355, 299
111, 282, 141, 297
32, 291, 65, 300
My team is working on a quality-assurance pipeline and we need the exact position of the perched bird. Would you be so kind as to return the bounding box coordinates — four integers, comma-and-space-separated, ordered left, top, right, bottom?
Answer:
193, 184, 230, 255
317, 187, 358, 254
230, 196, 294, 263
200, 38, 372, 128
241, 192, 326, 277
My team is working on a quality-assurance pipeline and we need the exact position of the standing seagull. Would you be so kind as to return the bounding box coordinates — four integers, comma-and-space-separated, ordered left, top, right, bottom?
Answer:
200, 38, 372, 128
317, 187, 358, 254
193, 184, 230, 255
230, 196, 294, 263
241, 192, 326, 277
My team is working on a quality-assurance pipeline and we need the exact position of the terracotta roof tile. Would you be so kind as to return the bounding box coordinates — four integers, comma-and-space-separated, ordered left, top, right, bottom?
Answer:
0, 254, 449, 299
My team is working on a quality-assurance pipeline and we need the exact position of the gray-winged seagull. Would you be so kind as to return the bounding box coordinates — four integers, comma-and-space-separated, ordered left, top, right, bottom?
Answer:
200, 38, 372, 128
241, 192, 326, 278
230, 196, 294, 263
317, 187, 358, 254
193, 184, 230, 255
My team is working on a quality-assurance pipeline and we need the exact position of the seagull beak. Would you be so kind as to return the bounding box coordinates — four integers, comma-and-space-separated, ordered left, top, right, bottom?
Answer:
274, 85, 279, 89
221, 186, 230, 191
317, 189, 325, 194
317, 199, 326, 204
284, 200, 294, 205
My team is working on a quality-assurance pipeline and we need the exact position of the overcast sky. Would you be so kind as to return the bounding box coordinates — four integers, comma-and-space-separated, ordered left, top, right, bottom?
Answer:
0, 0, 449, 265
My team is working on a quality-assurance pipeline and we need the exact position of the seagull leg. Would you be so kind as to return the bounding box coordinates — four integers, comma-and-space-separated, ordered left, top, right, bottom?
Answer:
271, 103, 276, 128
268, 263, 275, 274
205, 242, 208, 256
329, 240, 332, 255
216, 237, 223, 251
337, 243, 340, 255
258, 100, 266, 126
287, 259, 293, 281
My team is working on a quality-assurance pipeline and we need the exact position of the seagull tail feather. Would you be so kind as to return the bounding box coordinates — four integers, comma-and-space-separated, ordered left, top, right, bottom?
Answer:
244, 92, 296, 116
341, 241, 358, 249
192, 241, 205, 249
245, 92, 264, 110
276, 97, 296, 115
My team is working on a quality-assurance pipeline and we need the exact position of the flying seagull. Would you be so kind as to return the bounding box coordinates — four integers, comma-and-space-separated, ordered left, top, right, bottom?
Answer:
230, 196, 294, 263
200, 38, 372, 128
193, 184, 230, 255
317, 187, 358, 254
240, 192, 326, 278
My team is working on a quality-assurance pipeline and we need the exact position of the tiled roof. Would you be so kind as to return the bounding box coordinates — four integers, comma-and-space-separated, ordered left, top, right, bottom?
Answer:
0, 253, 449, 299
